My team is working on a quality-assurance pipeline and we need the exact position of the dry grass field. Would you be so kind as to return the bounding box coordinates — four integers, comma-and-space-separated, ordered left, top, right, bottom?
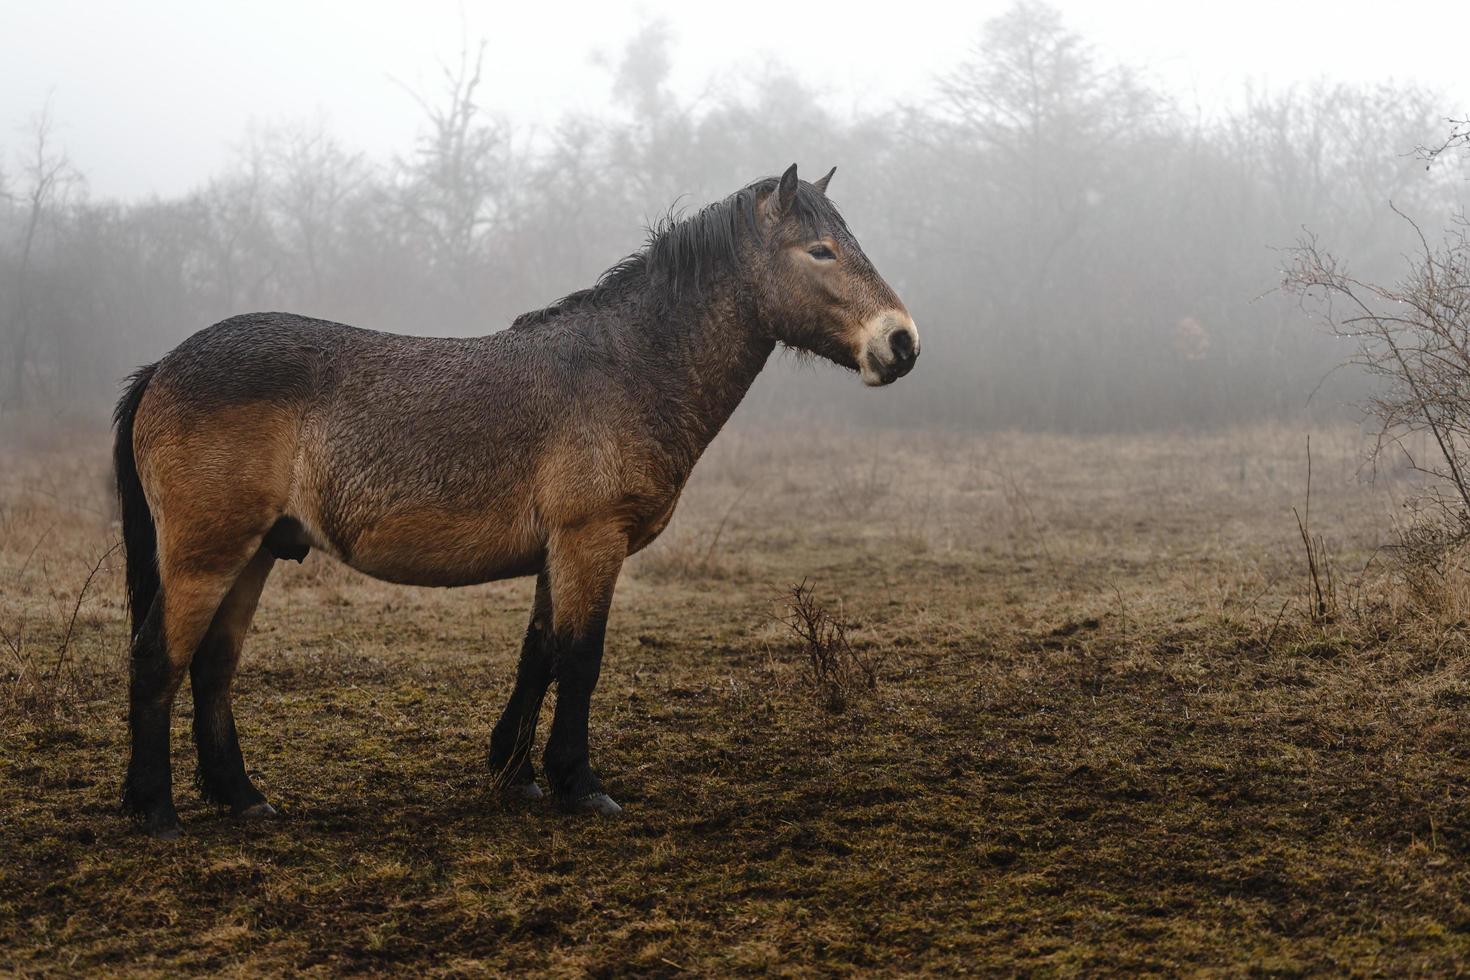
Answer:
4, 419, 1470, 975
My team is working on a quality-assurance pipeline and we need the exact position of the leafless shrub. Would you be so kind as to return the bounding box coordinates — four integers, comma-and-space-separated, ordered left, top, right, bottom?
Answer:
1286, 210, 1470, 600
776, 581, 884, 713
1385, 501, 1470, 614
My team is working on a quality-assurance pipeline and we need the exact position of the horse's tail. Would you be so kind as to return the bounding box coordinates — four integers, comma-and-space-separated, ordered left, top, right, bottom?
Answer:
113, 362, 159, 640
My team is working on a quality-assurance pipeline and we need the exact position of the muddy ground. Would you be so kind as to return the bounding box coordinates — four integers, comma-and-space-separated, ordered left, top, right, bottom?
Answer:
3, 423, 1469, 975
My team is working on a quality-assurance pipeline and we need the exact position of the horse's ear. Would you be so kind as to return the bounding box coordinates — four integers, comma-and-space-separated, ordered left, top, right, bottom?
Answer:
761, 163, 800, 227
777, 163, 799, 215
814, 166, 836, 195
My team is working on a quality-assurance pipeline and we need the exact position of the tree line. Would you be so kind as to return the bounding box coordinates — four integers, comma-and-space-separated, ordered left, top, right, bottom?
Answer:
2, 3, 1466, 431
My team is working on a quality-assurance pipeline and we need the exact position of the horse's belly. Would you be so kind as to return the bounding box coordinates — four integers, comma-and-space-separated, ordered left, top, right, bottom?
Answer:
340, 505, 544, 587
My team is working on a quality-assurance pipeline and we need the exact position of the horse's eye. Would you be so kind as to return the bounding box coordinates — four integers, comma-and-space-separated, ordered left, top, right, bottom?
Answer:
808, 244, 836, 261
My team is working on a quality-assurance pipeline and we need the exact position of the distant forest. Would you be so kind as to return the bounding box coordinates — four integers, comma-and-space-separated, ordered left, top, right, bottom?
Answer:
2, 3, 1466, 430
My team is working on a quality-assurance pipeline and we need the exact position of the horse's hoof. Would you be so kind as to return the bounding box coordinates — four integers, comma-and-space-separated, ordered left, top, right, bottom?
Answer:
571, 792, 623, 816
235, 801, 278, 821
503, 782, 545, 802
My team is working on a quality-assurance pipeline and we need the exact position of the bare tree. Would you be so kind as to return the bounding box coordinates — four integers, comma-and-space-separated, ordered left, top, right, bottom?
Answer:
392, 37, 514, 307
193, 162, 278, 311
253, 119, 366, 306
2, 99, 82, 410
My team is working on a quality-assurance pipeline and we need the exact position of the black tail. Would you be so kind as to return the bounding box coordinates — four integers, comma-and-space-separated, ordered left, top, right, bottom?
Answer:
114, 363, 159, 640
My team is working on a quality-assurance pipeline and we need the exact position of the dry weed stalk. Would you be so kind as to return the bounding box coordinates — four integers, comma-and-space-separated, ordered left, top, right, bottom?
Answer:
1, 540, 118, 722
1292, 436, 1338, 624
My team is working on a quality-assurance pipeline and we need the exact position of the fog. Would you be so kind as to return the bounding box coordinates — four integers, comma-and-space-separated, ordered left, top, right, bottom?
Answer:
2, 0, 1468, 430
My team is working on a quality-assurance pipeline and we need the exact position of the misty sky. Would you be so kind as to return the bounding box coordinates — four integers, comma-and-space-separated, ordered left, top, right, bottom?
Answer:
4, 0, 1468, 201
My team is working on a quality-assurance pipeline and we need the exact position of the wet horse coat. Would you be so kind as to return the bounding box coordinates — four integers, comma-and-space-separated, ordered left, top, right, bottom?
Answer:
114, 165, 920, 837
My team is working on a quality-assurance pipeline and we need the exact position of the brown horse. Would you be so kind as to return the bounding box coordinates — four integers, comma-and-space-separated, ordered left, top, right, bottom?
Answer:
113, 164, 920, 838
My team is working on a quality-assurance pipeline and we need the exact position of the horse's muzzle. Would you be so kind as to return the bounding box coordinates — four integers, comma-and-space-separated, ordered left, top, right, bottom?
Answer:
861, 317, 921, 386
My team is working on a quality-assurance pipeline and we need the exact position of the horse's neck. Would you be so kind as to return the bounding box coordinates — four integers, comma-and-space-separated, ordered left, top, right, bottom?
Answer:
638, 289, 774, 463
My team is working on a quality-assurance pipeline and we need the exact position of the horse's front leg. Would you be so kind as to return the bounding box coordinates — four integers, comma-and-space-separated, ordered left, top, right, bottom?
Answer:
488, 570, 553, 799
541, 521, 627, 816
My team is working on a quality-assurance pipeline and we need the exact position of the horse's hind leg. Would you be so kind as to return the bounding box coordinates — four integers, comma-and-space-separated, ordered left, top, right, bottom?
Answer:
191, 546, 276, 819
122, 595, 177, 837
489, 570, 553, 799
123, 542, 259, 838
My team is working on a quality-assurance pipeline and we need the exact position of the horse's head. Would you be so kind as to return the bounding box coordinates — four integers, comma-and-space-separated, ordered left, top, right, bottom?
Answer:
752, 164, 920, 386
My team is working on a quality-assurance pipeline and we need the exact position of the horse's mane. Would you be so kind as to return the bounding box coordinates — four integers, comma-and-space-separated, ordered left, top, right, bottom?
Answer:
511, 175, 848, 329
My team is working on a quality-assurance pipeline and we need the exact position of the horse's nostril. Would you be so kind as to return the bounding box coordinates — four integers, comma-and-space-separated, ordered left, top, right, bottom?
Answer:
889, 328, 916, 362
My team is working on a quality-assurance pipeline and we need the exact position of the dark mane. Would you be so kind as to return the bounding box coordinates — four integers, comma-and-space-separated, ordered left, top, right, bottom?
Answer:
511, 175, 849, 329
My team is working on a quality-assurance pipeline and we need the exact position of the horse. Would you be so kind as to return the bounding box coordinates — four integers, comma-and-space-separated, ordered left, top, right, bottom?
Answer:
112, 164, 921, 838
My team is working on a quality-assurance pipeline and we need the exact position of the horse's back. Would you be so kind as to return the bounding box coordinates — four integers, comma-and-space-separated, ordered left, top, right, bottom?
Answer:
146, 312, 353, 407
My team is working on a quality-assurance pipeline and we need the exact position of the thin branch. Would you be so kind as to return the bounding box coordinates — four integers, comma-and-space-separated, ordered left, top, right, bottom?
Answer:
50, 542, 120, 683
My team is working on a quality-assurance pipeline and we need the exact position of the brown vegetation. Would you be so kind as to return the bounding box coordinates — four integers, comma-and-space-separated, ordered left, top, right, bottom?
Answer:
776, 581, 885, 713
4, 422, 1470, 973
